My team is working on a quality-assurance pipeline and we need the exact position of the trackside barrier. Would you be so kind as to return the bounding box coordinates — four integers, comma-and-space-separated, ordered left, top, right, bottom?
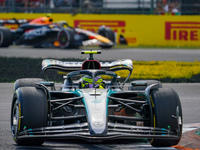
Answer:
1, 13, 200, 47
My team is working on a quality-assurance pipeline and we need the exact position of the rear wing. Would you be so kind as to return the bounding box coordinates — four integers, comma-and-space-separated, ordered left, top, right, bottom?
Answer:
42, 59, 133, 73
42, 50, 133, 85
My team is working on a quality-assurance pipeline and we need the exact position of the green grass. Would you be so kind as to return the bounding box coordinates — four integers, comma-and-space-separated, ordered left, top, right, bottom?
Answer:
1, 57, 200, 83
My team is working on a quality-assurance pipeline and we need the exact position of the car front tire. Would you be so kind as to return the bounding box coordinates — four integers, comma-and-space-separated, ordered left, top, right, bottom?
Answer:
11, 87, 48, 145
149, 88, 183, 147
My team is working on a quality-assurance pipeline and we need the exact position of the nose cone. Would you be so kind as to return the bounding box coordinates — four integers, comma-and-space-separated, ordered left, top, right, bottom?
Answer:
81, 89, 108, 135
90, 114, 107, 135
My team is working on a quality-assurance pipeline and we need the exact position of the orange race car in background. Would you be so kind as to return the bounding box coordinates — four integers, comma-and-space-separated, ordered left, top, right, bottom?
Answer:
0, 15, 115, 49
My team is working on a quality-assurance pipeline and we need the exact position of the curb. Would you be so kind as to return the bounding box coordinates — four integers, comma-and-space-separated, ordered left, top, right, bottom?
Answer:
173, 123, 200, 150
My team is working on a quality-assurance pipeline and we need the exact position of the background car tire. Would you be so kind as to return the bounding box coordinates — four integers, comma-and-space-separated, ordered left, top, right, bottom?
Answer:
11, 87, 48, 145
97, 26, 115, 49
128, 80, 162, 91
149, 88, 183, 147
0, 26, 13, 47
14, 78, 44, 92
57, 27, 75, 49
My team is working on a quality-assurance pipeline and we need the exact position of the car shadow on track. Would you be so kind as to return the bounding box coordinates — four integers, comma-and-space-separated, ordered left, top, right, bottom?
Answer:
13, 139, 177, 150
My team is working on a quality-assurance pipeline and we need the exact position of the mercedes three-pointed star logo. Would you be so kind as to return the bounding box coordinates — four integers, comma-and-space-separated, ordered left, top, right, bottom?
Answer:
93, 122, 103, 127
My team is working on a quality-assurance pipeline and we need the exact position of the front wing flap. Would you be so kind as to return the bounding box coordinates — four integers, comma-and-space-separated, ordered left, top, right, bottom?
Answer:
17, 122, 180, 141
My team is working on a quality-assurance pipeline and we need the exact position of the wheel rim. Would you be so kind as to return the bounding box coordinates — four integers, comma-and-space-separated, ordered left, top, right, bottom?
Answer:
61, 33, 67, 43
11, 100, 19, 138
58, 30, 70, 48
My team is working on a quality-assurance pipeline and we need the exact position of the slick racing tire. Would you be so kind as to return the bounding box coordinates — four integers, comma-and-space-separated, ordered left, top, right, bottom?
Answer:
57, 27, 75, 49
11, 87, 48, 145
149, 88, 183, 147
0, 26, 13, 47
128, 80, 162, 91
14, 78, 45, 92
97, 27, 115, 49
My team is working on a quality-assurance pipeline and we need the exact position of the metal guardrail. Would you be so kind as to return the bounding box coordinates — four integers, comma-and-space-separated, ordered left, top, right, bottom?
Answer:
0, 0, 199, 15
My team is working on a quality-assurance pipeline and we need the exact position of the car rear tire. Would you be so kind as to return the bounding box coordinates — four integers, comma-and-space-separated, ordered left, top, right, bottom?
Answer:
0, 26, 13, 47
149, 88, 183, 147
11, 87, 48, 145
129, 80, 162, 91
97, 27, 115, 49
14, 78, 44, 92
57, 27, 75, 49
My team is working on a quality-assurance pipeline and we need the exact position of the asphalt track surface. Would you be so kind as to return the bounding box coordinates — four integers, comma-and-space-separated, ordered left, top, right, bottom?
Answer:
0, 46, 200, 149
0, 46, 200, 61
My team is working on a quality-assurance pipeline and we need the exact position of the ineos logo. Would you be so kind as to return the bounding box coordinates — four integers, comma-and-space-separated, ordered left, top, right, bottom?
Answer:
93, 122, 103, 127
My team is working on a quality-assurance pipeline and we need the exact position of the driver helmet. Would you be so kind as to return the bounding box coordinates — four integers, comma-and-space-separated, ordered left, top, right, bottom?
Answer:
81, 75, 105, 89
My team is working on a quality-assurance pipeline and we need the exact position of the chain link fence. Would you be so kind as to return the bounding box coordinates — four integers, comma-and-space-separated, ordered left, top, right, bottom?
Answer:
0, 0, 199, 15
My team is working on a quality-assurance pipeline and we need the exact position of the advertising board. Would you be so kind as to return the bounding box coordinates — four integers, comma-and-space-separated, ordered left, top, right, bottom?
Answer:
1, 13, 199, 47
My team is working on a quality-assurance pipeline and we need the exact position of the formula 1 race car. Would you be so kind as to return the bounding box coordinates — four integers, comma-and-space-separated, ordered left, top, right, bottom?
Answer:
11, 50, 182, 147
0, 16, 115, 49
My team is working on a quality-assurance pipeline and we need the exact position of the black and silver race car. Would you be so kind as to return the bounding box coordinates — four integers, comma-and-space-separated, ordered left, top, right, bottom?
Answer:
11, 50, 182, 147
0, 16, 115, 49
